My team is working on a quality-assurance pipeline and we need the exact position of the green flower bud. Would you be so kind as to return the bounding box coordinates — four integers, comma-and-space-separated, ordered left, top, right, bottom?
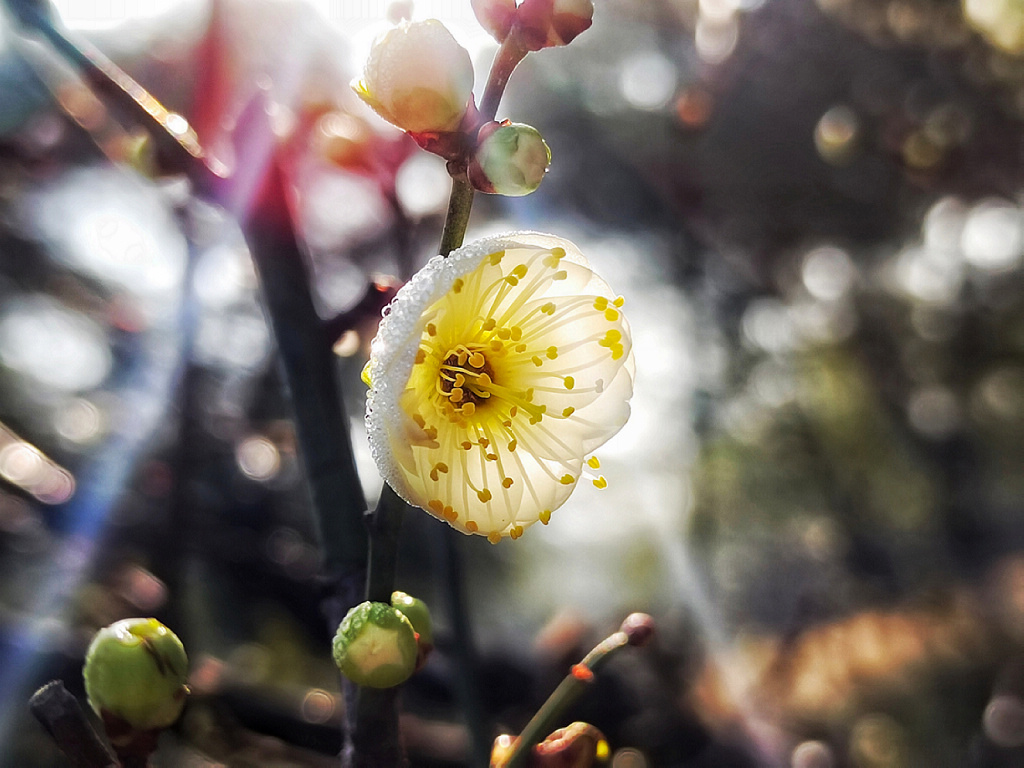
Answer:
468, 122, 551, 197
391, 590, 434, 646
83, 618, 189, 731
333, 601, 418, 688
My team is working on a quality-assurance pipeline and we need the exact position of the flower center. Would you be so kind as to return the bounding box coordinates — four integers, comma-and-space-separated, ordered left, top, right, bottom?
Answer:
437, 344, 495, 417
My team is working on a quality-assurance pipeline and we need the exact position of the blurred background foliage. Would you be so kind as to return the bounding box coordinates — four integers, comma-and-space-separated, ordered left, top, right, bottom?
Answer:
1, 0, 1024, 765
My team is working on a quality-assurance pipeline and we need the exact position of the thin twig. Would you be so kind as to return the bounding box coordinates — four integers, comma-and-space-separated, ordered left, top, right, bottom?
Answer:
503, 614, 655, 768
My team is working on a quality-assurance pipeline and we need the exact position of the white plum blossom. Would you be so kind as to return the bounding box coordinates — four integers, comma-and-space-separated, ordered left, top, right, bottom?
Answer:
365, 233, 634, 542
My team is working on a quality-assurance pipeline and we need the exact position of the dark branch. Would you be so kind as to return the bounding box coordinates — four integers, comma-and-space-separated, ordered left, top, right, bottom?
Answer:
29, 681, 118, 768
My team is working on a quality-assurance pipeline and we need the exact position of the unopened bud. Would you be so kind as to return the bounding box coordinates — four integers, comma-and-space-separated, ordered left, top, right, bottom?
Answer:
471, 0, 518, 42
468, 122, 551, 196
515, 0, 594, 50
83, 618, 189, 732
534, 722, 608, 766
621, 612, 655, 646
391, 590, 434, 646
353, 20, 475, 134
333, 601, 418, 688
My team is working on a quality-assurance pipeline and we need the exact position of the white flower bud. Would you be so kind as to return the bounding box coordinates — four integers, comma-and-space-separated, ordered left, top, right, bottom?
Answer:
353, 20, 475, 134
468, 122, 551, 196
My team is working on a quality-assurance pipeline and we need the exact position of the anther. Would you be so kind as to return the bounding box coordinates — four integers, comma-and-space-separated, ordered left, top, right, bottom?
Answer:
478, 488, 492, 502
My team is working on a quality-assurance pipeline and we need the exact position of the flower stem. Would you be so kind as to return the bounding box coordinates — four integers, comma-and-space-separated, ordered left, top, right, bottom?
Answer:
480, 37, 529, 122
439, 175, 475, 255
